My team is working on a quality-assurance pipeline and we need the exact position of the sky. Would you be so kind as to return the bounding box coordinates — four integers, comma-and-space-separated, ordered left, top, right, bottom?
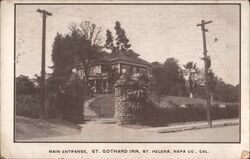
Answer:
16, 4, 240, 85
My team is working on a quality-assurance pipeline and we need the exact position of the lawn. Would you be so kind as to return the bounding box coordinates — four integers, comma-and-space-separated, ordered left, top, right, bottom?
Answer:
15, 116, 81, 140
88, 94, 239, 119
158, 95, 238, 108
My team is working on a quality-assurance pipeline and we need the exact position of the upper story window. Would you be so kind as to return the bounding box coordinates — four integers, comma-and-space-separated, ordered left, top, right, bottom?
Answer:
90, 65, 101, 75
101, 65, 109, 73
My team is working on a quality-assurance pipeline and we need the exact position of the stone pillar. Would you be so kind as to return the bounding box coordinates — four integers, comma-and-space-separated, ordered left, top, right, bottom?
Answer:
114, 75, 135, 125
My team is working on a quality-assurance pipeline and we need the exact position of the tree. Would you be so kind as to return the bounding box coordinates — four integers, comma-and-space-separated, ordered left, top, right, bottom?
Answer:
51, 33, 75, 78
47, 22, 103, 119
104, 21, 131, 52
50, 33, 76, 100
115, 74, 152, 123
183, 61, 199, 98
151, 58, 185, 96
233, 84, 240, 102
164, 58, 186, 96
151, 61, 162, 68
126, 75, 151, 122
212, 79, 239, 103
114, 21, 131, 51
190, 68, 239, 103
151, 64, 166, 95
105, 29, 114, 50
68, 21, 103, 94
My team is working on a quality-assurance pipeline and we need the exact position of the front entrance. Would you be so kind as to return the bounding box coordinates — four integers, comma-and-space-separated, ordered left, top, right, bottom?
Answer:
84, 94, 115, 121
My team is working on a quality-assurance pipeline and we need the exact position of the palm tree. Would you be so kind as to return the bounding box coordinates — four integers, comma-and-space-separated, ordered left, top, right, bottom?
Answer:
183, 62, 199, 98
115, 74, 151, 124
127, 75, 150, 107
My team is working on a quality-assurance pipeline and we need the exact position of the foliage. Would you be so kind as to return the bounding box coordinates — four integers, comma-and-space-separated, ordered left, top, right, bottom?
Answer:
104, 21, 131, 52
46, 74, 66, 118
104, 29, 114, 50
207, 69, 217, 92
115, 74, 153, 123
151, 58, 186, 96
151, 59, 238, 103
151, 61, 162, 68
126, 75, 152, 111
194, 68, 238, 103
16, 75, 36, 94
48, 33, 76, 118
143, 102, 239, 126
64, 73, 85, 100
183, 61, 200, 98
213, 80, 239, 102
60, 73, 85, 123
51, 33, 75, 77
46, 73, 84, 122
51, 21, 102, 88
16, 94, 42, 118
48, 21, 102, 120
114, 21, 131, 51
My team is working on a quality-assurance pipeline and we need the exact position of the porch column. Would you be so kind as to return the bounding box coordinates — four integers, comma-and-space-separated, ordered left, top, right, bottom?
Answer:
94, 80, 97, 93
118, 63, 121, 74
101, 79, 104, 93
105, 80, 109, 93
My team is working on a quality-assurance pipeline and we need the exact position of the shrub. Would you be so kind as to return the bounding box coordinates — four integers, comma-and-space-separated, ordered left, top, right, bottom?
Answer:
46, 73, 85, 123
141, 103, 239, 126
16, 94, 42, 118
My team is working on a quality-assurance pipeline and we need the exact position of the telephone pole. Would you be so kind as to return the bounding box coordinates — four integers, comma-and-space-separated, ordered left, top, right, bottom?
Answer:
197, 20, 213, 127
37, 9, 52, 118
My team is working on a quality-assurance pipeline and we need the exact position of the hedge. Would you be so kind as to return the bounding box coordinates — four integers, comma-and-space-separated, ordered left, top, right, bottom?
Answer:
141, 102, 239, 126
16, 94, 84, 123
16, 94, 42, 118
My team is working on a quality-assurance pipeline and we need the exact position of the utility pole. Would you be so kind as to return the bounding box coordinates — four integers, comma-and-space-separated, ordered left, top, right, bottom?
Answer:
37, 9, 52, 118
197, 20, 213, 127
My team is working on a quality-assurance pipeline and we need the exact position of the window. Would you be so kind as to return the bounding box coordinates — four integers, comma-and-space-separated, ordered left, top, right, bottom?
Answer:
133, 67, 137, 74
101, 65, 108, 73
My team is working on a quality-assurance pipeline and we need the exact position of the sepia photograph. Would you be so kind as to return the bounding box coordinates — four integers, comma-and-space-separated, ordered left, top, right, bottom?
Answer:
14, 3, 240, 143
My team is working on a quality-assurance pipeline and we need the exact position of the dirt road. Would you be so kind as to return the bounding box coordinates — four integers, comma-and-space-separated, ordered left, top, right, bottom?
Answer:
31, 119, 239, 142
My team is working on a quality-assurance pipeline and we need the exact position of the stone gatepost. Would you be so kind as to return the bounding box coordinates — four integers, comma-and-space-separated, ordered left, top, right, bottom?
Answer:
114, 75, 135, 125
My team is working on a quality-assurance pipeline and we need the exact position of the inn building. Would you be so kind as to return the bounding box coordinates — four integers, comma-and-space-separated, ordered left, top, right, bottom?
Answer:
75, 50, 152, 93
